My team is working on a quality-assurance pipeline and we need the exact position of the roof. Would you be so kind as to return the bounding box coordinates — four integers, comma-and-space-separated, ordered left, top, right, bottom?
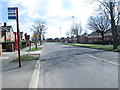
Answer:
88, 26, 120, 36
88, 31, 100, 36
1, 26, 14, 32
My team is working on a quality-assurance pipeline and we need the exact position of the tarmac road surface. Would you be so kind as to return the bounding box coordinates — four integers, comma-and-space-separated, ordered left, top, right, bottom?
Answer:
39, 43, 118, 88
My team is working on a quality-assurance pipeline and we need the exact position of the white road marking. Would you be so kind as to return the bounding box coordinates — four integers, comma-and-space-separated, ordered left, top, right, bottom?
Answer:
28, 60, 40, 88
0, 57, 9, 59
85, 54, 119, 66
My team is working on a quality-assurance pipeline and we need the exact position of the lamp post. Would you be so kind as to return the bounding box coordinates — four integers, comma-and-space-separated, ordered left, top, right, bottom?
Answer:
59, 27, 62, 42
72, 16, 74, 27
72, 16, 74, 43
59, 27, 61, 38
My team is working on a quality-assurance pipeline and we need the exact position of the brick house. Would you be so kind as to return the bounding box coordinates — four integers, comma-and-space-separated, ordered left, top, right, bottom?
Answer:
24, 33, 30, 41
87, 31, 102, 43
0, 27, 2, 56
87, 26, 120, 44
79, 33, 88, 43
1, 23, 15, 41
1, 23, 16, 53
64, 26, 120, 44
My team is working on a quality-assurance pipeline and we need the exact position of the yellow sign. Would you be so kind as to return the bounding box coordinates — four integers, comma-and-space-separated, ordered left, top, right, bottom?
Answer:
34, 34, 38, 37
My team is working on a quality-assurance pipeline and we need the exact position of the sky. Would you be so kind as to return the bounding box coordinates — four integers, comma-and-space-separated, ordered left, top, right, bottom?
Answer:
0, 0, 99, 39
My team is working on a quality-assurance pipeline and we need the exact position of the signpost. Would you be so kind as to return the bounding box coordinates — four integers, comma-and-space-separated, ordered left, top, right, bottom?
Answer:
34, 34, 38, 37
8, 7, 21, 67
8, 7, 16, 19
34, 34, 38, 49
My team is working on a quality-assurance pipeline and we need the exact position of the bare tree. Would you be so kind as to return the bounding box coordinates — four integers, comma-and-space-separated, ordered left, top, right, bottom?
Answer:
70, 22, 83, 43
88, 15, 110, 45
30, 19, 47, 45
94, 0, 120, 48
74, 23, 82, 43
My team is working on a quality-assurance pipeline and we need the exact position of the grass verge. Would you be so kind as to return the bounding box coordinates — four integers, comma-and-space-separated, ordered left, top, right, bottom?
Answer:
27, 47, 43, 52
11, 55, 39, 62
58, 42, 120, 52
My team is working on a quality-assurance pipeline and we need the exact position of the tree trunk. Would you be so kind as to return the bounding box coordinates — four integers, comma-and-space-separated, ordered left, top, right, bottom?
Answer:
101, 31, 105, 45
72, 36, 73, 43
77, 35, 79, 43
39, 30, 42, 45
110, 2, 118, 49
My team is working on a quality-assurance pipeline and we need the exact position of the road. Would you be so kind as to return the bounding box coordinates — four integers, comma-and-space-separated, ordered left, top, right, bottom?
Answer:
39, 43, 118, 88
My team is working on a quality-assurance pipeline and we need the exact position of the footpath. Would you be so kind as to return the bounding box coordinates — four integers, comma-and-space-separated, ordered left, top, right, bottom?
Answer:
0, 46, 42, 89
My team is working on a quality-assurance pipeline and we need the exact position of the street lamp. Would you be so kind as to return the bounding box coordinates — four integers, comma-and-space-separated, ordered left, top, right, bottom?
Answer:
72, 16, 74, 28
59, 27, 61, 42
72, 16, 74, 43
59, 27, 61, 38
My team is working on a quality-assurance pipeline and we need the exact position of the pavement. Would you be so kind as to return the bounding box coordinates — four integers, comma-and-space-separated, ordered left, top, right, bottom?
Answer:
39, 43, 118, 88
0, 46, 42, 89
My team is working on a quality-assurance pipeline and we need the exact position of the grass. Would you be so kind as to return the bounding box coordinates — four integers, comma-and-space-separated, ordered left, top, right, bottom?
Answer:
58, 42, 120, 52
27, 47, 43, 52
11, 55, 39, 62
38, 44, 44, 46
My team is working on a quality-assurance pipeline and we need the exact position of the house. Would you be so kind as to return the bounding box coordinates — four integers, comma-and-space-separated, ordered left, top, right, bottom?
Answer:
1, 23, 15, 42
46, 38, 53, 42
87, 31, 102, 43
20, 32, 24, 41
53, 38, 59, 42
1, 23, 16, 52
87, 26, 120, 44
0, 27, 2, 56
104, 29, 112, 41
24, 33, 30, 41
79, 33, 88, 43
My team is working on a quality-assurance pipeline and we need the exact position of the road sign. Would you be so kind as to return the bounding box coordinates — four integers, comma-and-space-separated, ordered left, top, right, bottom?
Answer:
8, 7, 16, 19
8, 7, 21, 67
34, 34, 38, 37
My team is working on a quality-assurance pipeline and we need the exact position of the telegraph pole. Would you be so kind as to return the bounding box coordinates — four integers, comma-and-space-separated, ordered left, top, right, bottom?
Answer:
16, 7, 21, 67
59, 27, 61, 38
8, 7, 21, 67
72, 16, 74, 43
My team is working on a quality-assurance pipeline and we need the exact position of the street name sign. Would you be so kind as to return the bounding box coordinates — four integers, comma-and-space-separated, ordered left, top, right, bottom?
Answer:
34, 34, 38, 37
8, 7, 16, 19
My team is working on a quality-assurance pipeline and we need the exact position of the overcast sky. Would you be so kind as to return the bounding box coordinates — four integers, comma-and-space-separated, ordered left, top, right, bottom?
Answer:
0, 0, 99, 39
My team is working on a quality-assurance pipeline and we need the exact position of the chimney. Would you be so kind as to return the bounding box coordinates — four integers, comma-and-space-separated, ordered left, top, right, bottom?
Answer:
4, 22, 7, 27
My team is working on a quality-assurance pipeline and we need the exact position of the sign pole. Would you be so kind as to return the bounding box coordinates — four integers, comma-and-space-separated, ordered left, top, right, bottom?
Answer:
16, 7, 21, 67
34, 34, 38, 49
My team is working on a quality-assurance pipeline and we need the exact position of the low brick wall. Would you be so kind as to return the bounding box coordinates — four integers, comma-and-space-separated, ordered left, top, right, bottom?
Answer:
0, 44, 2, 56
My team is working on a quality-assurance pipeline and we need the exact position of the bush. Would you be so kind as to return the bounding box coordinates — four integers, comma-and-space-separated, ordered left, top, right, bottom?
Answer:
21, 41, 29, 48
93, 41, 103, 44
21, 41, 28, 45
31, 41, 36, 43
92, 40, 112, 45
2, 41, 15, 49
2, 41, 15, 44
104, 40, 112, 45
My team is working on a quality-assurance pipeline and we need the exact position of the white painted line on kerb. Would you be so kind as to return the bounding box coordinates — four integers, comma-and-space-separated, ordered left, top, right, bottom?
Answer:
85, 54, 119, 66
28, 60, 40, 88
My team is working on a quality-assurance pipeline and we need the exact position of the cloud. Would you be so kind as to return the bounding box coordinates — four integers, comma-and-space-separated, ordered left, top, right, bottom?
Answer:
5, 0, 98, 38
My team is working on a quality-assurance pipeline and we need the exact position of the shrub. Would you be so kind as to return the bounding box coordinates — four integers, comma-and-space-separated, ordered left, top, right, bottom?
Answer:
93, 41, 103, 44
2, 41, 15, 44
2, 41, 15, 49
21, 41, 28, 45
